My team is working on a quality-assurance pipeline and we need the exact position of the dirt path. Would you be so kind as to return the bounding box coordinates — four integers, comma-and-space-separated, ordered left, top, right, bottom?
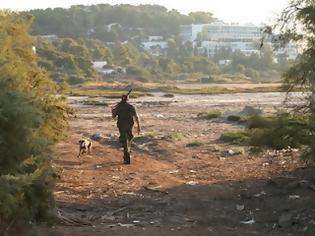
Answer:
40, 93, 315, 236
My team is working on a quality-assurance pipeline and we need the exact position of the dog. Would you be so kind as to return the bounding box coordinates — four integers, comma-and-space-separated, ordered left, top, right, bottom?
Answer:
77, 138, 92, 158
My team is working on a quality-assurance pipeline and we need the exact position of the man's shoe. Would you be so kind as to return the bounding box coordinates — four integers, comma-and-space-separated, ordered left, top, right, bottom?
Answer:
123, 160, 130, 164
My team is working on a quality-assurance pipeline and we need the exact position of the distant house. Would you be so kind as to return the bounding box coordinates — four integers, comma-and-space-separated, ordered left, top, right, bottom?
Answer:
107, 23, 122, 32
218, 59, 231, 65
148, 36, 164, 41
92, 61, 108, 71
92, 61, 114, 75
141, 36, 168, 56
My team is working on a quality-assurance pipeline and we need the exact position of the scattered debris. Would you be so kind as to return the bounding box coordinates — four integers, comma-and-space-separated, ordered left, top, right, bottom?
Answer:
107, 223, 135, 228
262, 162, 270, 167
186, 181, 199, 186
223, 148, 244, 157
91, 133, 103, 141
240, 219, 255, 225
254, 191, 266, 197
288, 195, 300, 200
236, 204, 245, 211
208, 226, 214, 232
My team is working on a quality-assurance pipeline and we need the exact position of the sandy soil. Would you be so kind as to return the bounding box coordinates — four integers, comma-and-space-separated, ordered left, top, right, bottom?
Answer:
39, 92, 315, 236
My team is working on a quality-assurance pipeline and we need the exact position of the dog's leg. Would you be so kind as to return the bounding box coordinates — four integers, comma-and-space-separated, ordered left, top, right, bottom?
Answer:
77, 148, 82, 158
88, 143, 92, 155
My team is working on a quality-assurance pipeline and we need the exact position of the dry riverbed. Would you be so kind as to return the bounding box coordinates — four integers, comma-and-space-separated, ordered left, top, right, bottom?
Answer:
39, 91, 315, 236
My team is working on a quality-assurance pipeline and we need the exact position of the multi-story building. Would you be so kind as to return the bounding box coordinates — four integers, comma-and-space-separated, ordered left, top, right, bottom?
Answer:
180, 23, 298, 60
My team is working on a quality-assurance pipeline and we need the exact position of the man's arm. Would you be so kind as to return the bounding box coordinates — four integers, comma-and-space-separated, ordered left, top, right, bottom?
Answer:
133, 113, 141, 135
112, 106, 118, 119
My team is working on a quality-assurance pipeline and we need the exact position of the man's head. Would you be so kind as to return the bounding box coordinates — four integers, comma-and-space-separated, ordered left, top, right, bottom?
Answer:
121, 94, 128, 102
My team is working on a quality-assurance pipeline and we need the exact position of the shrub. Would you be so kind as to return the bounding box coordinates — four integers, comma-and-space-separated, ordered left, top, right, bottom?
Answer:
219, 131, 250, 145
227, 115, 241, 122
220, 113, 310, 151
197, 111, 221, 120
248, 113, 309, 149
246, 115, 271, 129
186, 141, 204, 147
163, 93, 175, 98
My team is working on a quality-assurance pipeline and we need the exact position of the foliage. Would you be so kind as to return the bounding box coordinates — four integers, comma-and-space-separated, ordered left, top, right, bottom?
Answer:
227, 115, 241, 122
263, 0, 315, 160
0, 12, 69, 233
219, 131, 250, 145
35, 37, 99, 84
186, 141, 204, 147
25, 5, 217, 39
220, 113, 310, 150
197, 111, 221, 120
247, 113, 309, 149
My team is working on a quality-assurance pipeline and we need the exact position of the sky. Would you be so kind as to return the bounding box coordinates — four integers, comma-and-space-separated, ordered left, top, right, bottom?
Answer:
0, 0, 289, 25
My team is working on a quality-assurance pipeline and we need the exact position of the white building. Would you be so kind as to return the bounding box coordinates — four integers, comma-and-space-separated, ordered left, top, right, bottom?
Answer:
148, 36, 164, 41
92, 61, 115, 75
180, 23, 262, 42
180, 24, 205, 42
201, 41, 260, 57
180, 23, 298, 60
141, 36, 168, 56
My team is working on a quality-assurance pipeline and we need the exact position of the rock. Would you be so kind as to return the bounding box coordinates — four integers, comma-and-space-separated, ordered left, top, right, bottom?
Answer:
262, 162, 270, 167
278, 213, 293, 228
91, 133, 103, 141
223, 148, 244, 157
240, 219, 255, 224
288, 195, 300, 200
236, 204, 245, 211
254, 191, 266, 197
186, 181, 199, 186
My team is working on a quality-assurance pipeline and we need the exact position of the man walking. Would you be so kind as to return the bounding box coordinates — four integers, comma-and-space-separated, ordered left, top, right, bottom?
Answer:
112, 93, 141, 164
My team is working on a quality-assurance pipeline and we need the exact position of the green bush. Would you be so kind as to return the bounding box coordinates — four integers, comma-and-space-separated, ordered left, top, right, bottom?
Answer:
227, 115, 241, 122
186, 141, 204, 147
200, 76, 215, 83
220, 113, 310, 151
197, 111, 221, 120
246, 115, 271, 129
219, 131, 250, 145
248, 113, 309, 149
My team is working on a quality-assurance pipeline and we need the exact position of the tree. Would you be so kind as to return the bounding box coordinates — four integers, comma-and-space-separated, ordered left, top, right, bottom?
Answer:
188, 11, 217, 23
269, 0, 315, 161
0, 12, 69, 233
